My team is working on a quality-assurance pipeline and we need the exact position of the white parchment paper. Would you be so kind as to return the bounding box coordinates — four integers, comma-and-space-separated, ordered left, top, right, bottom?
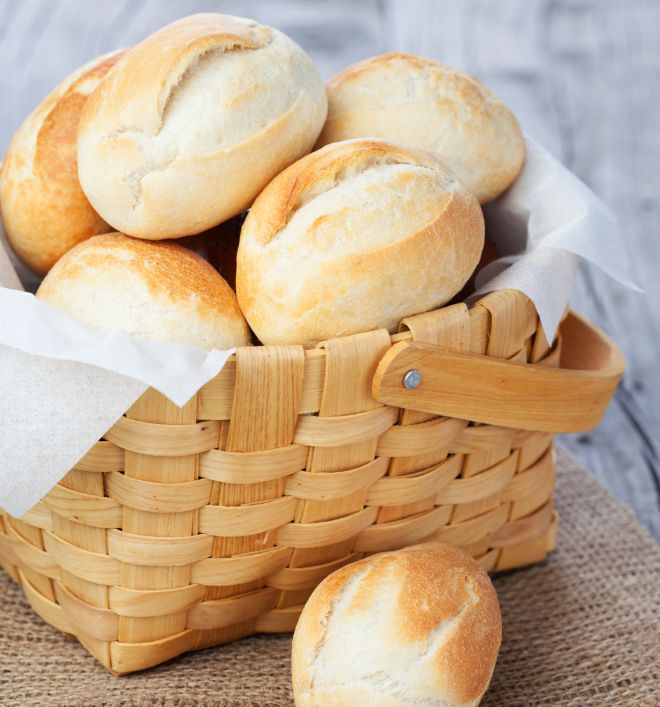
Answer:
473, 136, 640, 336
0, 136, 638, 517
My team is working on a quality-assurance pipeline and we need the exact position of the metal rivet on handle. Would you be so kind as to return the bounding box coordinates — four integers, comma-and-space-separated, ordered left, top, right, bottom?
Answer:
402, 369, 422, 390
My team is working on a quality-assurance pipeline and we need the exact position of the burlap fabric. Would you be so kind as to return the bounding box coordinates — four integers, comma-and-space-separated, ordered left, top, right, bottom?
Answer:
1, 448, 658, 706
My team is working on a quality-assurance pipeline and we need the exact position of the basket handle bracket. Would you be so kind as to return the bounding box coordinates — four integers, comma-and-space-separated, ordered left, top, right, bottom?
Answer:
372, 311, 625, 433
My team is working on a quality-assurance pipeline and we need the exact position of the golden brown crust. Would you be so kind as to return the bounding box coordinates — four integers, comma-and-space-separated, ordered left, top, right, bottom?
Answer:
237, 138, 484, 347
0, 50, 124, 274
318, 52, 525, 204
247, 138, 448, 246
325, 51, 434, 88
36, 52, 124, 184
394, 545, 501, 705
37, 233, 250, 350
292, 543, 501, 706
40, 233, 236, 313
78, 15, 270, 139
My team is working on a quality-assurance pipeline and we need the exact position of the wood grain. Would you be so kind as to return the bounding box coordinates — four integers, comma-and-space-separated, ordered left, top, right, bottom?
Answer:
0, 0, 657, 538
373, 312, 625, 433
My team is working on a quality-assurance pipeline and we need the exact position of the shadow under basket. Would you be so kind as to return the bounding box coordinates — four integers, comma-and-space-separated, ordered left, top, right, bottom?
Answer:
0, 290, 624, 674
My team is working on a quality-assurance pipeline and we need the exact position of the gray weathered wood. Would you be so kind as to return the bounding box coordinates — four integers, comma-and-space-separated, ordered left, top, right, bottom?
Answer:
1, 0, 658, 538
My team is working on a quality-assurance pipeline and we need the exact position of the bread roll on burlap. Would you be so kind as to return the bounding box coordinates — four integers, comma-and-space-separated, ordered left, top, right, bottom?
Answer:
236, 138, 484, 346
292, 543, 501, 707
37, 234, 250, 350
77, 14, 327, 240
0, 50, 123, 274
317, 53, 524, 204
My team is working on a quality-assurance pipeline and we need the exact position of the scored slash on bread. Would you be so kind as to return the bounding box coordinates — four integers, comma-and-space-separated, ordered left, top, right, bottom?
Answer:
292, 543, 501, 707
76, 13, 328, 240
236, 138, 485, 347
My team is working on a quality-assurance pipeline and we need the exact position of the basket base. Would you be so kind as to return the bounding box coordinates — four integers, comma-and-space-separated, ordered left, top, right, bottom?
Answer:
0, 510, 558, 675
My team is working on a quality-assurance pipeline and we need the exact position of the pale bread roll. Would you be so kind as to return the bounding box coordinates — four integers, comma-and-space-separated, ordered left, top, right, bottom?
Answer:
0, 50, 124, 274
36, 233, 250, 350
292, 543, 502, 707
317, 53, 525, 204
236, 138, 484, 346
77, 14, 327, 240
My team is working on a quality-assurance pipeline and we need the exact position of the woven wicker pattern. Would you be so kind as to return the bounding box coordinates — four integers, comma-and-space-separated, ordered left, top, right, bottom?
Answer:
4, 450, 657, 706
0, 291, 560, 674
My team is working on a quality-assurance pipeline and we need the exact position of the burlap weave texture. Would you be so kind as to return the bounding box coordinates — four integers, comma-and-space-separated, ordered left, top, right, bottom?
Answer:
1, 448, 658, 706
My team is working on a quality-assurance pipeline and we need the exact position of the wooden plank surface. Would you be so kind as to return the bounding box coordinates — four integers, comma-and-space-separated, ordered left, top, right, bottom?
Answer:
1, 0, 658, 539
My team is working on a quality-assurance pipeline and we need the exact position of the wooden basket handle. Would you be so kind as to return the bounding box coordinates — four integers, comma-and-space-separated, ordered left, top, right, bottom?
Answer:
372, 311, 625, 433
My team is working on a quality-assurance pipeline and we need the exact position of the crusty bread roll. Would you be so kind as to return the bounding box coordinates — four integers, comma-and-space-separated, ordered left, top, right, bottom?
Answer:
317, 53, 525, 204
236, 138, 484, 346
0, 50, 124, 275
36, 233, 250, 350
77, 14, 327, 240
292, 543, 501, 707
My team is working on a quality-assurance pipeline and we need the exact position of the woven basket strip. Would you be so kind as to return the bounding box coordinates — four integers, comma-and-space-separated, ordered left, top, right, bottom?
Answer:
448, 295, 532, 564
51, 467, 110, 617
278, 329, 391, 609
517, 432, 554, 471
377, 304, 471, 526
197, 348, 327, 421
201, 345, 304, 646
478, 291, 557, 569
480, 290, 537, 359
0, 514, 19, 582
9, 519, 55, 602
530, 316, 552, 363
106, 390, 198, 671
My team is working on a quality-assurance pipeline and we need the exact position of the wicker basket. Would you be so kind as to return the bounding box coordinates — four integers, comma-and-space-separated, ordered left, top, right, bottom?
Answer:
0, 290, 623, 674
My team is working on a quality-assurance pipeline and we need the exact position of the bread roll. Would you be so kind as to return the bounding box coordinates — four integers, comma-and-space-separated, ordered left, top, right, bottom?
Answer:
77, 14, 327, 240
236, 138, 484, 346
37, 233, 250, 350
292, 543, 501, 707
317, 53, 524, 204
0, 50, 124, 274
